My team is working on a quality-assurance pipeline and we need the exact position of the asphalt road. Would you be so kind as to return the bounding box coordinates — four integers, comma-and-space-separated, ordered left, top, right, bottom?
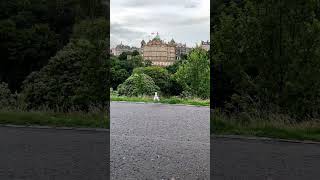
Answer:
0, 126, 109, 180
211, 137, 320, 180
110, 102, 210, 179
2, 102, 319, 180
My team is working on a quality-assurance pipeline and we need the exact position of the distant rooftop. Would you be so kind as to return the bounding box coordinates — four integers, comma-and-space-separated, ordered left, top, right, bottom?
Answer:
201, 40, 210, 45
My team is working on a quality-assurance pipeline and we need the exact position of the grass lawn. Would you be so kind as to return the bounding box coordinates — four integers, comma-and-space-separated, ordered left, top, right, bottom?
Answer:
211, 113, 320, 142
111, 95, 210, 107
0, 111, 109, 129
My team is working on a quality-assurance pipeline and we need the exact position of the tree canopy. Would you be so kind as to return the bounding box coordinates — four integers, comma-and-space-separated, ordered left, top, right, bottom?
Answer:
175, 48, 210, 99
212, 0, 320, 120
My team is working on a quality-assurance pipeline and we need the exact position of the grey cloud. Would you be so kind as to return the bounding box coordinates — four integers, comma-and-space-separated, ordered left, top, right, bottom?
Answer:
121, 13, 209, 28
184, 0, 200, 8
111, 23, 146, 38
177, 16, 209, 25
111, 23, 147, 46
120, 0, 200, 8
111, 0, 209, 47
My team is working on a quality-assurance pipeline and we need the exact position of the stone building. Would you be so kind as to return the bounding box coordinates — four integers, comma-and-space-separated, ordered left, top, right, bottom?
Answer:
176, 43, 186, 60
200, 40, 210, 51
141, 33, 176, 66
111, 43, 140, 56
175, 43, 193, 60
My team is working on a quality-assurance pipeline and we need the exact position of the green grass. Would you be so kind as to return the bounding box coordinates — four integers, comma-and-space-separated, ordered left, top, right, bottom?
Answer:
211, 112, 320, 141
111, 95, 210, 107
0, 111, 109, 129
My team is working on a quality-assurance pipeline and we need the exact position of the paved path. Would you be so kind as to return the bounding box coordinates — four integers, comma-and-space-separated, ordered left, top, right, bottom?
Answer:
211, 137, 320, 180
110, 102, 210, 179
0, 126, 109, 180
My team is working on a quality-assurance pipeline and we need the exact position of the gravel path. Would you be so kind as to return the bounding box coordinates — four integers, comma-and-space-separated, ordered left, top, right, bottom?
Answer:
110, 102, 210, 179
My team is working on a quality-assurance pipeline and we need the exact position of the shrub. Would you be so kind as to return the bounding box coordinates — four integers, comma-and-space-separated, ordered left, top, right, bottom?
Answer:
117, 73, 160, 97
133, 66, 170, 94
0, 82, 16, 109
21, 39, 108, 111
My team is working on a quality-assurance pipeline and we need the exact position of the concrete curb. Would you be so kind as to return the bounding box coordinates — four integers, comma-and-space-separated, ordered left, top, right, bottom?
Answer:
0, 124, 109, 132
111, 100, 210, 108
211, 134, 320, 145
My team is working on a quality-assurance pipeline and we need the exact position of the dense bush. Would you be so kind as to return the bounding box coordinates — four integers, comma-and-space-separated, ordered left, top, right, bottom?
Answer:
21, 38, 108, 111
117, 73, 160, 97
133, 66, 171, 95
19, 17, 109, 112
0, 82, 16, 109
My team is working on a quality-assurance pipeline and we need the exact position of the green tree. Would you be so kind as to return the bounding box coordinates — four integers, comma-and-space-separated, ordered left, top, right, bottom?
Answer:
175, 48, 210, 98
212, 0, 320, 119
111, 68, 130, 89
0, 20, 59, 91
132, 50, 139, 56
166, 59, 185, 74
118, 52, 129, 60
144, 59, 153, 67
72, 18, 108, 44
0, 0, 109, 93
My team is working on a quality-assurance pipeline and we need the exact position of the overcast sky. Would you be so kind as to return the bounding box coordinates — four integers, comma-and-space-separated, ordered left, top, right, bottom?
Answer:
110, 0, 210, 48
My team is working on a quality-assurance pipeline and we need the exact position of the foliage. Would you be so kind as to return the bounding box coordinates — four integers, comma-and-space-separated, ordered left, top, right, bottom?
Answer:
110, 54, 146, 89
166, 59, 185, 74
211, 109, 320, 141
111, 94, 210, 107
118, 52, 128, 61
175, 48, 210, 99
110, 67, 130, 90
0, 82, 16, 109
0, 19, 59, 91
133, 66, 171, 95
72, 18, 109, 44
0, 111, 109, 129
117, 73, 160, 97
130, 55, 145, 70
0, 0, 109, 128
0, 0, 108, 92
212, 0, 320, 120
144, 59, 153, 67
118, 53, 144, 72
21, 38, 108, 111
132, 50, 139, 56
167, 76, 184, 96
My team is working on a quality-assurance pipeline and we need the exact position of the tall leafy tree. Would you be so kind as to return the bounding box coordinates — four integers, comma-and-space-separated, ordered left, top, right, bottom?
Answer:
175, 48, 210, 98
212, 0, 320, 119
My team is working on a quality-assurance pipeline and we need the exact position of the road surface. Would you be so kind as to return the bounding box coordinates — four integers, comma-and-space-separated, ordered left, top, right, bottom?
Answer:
110, 102, 210, 179
1, 102, 318, 180
211, 136, 320, 180
0, 126, 109, 180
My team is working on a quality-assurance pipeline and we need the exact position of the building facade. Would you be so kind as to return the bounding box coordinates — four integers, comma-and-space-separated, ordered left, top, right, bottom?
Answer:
141, 33, 176, 66
111, 43, 140, 56
176, 43, 186, 60
200, 40, 210, 51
